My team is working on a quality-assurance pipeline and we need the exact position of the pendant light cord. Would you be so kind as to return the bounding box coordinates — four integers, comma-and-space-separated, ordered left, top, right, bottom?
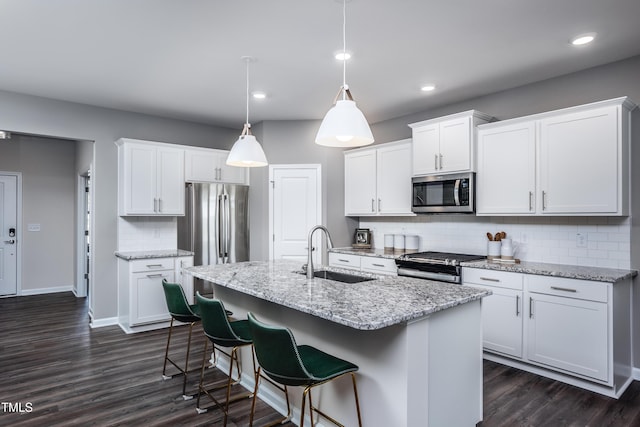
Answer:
245, 58, 250, 129
341, 0, 347, 100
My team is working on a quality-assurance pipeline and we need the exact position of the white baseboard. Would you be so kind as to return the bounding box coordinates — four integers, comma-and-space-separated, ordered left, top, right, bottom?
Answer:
20, 285, 73, 296
90, 317, 119, 328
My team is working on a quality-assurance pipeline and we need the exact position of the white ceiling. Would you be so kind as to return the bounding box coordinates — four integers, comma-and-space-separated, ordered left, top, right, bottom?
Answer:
1, 0, 639, 129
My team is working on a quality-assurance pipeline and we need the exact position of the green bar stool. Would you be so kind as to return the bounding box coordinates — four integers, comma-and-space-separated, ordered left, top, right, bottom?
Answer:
161, 279, 201, 400
247, 312, 363, 427
195, 292, 256, 426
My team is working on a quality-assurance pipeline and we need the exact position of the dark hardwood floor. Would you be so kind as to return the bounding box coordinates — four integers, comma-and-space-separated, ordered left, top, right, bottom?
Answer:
2, 292, 640, 426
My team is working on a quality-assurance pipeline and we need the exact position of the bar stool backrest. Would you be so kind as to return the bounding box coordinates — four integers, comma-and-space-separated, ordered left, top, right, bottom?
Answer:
247, 312, 314, 386
196, 292, 249, 347
162, 280, 199, 322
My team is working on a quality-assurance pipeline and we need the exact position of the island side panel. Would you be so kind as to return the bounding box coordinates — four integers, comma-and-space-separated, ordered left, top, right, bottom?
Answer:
426, 299, 483, 426
214, 284, 412, 426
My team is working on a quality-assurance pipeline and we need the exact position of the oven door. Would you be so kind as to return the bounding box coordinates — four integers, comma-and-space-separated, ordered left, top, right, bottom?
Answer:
411, 172, 475, 213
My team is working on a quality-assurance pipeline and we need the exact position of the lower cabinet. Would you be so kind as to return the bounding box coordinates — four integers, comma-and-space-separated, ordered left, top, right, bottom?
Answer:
118, 255, 194, 333
463, 267, 632, 398
328, 252, 397, 276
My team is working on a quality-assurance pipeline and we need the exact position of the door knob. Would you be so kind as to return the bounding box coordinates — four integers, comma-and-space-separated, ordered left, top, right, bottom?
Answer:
4, 239, 15, 244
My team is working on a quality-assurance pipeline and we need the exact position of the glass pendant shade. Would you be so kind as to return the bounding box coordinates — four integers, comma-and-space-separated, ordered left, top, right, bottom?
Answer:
315, 99, 374, 147
226, 132, 268, 167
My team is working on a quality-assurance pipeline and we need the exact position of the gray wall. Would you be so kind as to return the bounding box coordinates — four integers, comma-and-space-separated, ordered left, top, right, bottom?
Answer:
0, 90, 237, 321
0, 135, 76, 292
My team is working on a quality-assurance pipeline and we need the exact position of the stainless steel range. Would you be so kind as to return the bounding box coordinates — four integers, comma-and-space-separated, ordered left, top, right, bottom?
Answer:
396, 251, 485, 283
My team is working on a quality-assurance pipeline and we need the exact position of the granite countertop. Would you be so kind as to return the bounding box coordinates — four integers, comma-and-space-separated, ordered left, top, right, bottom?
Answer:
185, 259, 490, 330
115, 249, 194, 260
462, 260, 637, 283
329, 247, 418, 259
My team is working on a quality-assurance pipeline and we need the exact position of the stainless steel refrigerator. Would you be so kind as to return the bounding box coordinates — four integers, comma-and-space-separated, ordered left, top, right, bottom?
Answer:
178, 182, 249, 293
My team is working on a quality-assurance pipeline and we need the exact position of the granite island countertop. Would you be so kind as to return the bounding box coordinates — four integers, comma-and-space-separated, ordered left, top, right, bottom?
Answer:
114, 249, 194, 260
185, 259, 491, 330
462, 259, 637, 283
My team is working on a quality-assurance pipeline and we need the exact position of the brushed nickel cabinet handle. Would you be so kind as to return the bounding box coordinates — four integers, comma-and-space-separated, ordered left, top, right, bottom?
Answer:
516, 295, 520, 316
146, 274, 164, 278
542, 191, 547, 210
550, 286, 577, 293
480, 277, 500, 282
372, 263, 385, 267
529, 297, 534, 318
529, 191, 533, 211
371, 199, 375, 212
439, 153, 443, 170
434, 154, 438, 170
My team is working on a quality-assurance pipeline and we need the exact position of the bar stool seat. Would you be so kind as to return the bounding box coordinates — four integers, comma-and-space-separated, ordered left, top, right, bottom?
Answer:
195, 292, 256, 426
247, 312, 362, 427
161, 279, 201, 400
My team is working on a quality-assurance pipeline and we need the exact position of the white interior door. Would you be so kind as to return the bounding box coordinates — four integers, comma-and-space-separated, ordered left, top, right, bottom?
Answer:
0, 174, 18, 296
269, 165, 321, 263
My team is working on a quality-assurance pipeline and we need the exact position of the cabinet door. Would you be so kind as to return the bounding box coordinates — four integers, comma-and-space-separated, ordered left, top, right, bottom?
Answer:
412, 123, 440, 175
527, 292, 608, 382
376, 143, 412, 215
131, 270, 174, 326
539, 105, 619, 214
156, 147, 185, 215
439, 116, 472, 173
176, 256, 194, 304
123, 143, 157, 215
185, 149, 220, 182
344, 150, 377, 215
475, 285, 523, 358
218, 157, 249, 184
477, 121, 536, 214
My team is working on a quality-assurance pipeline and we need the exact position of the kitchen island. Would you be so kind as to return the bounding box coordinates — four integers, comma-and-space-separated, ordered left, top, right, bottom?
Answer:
186, 260, 491, 427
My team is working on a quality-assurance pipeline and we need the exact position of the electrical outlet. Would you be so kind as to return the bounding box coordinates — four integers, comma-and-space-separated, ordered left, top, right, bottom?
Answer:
576, 232, 587, 248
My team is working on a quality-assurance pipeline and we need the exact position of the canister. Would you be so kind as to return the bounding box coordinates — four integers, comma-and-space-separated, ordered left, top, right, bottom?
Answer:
394, 234, 405, 250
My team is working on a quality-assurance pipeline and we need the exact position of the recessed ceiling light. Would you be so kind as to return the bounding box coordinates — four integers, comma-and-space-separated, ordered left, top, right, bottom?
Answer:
335, 51, 351, 61
571, 33, 596, 46
252, 91, 266, 99
421, 84, 436, 92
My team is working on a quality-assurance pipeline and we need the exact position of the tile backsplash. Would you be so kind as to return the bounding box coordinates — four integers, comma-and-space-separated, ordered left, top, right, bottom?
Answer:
359, 215, 631, 269
117, 217, 177, 251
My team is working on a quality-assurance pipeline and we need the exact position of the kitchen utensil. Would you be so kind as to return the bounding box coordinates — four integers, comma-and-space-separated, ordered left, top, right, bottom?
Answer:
393, 234, 405, 251
487, 232, 493, 241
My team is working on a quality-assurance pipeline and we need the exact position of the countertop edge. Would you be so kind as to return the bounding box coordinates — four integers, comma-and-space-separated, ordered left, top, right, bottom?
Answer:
115, 249, 195, 260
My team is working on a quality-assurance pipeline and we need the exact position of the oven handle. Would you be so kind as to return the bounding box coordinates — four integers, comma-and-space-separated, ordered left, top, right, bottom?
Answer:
454, 179, 461, 206
397, 267, 461, 284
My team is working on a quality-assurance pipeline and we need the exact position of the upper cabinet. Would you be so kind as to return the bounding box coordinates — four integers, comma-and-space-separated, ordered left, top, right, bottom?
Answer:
184, 146, 248, 185
344, 139, 414, 216
477, 97, 635, 216
409, 110, 492, 176
116, 138, 185, 216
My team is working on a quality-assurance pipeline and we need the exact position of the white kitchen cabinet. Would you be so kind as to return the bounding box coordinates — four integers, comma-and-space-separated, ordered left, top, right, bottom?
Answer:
463, 266, 632, 398
477, 121, 536, 214
184, 146, 248, 184
538, 105, 620, 214
116, 138, 185, 216
117, 255, 194, 333
344, 139, 413, 216
409, 110, 491, 175
328, 252, 397, 276
526, 278, 608, 382
476, 97, 634, 216
463, 269, 524, 358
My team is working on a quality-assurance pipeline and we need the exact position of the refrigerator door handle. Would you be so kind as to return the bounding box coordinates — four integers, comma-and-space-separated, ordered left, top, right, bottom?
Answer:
189, 184, 196, 252
218, 194, 225, 260
225, 194, 231, 260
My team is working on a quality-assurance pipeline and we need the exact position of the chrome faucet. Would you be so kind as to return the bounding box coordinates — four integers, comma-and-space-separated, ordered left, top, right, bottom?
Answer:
306, 225, 334, 279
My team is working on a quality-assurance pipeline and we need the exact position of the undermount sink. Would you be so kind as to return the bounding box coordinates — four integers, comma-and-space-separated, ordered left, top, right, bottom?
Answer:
303, 269, 374, 284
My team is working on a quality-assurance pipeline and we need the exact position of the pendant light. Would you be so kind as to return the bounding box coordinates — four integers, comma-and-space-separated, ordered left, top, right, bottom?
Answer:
226, 56, 268, 167
315, 0, 374, 148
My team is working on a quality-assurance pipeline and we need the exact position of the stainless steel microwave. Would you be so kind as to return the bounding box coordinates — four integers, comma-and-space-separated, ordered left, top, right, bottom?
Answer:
411, 172, 475, 214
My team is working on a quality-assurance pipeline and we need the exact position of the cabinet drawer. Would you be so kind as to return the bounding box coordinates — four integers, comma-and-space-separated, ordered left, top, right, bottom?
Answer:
361, 256, 397, 275
328, 253, 361, 270
130, 258, 175, 273
527, 275, 608, 303
462, 268, 523, 290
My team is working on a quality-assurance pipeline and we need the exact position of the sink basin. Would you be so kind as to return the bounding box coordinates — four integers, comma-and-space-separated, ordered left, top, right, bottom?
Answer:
303, 270, 374, 284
